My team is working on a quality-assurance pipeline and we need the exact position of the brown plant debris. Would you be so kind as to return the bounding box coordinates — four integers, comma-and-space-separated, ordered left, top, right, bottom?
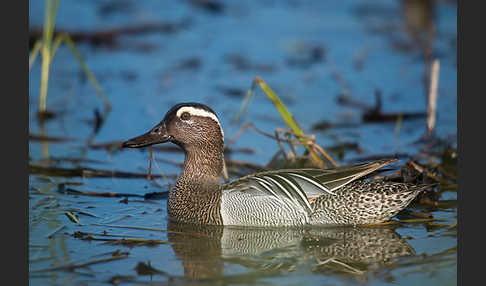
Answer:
29, 134, 75, 142
74, 231, 169, 247
225, 54, 276, 72
30, 164, 175, 179
30, 250, 130, 273
29, 20, 192, 49
134, 262, 170, 276
363, 90, 426, 123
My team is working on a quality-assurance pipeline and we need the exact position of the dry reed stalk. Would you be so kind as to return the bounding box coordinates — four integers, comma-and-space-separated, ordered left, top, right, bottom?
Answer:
427, 59, 440, 135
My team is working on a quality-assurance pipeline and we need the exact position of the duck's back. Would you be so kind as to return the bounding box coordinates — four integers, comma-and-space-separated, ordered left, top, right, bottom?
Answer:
309, 180, 426, 225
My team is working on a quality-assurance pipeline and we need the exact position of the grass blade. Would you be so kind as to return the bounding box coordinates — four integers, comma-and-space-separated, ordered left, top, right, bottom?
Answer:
42, 0, 59, 46
253, 77, 326, 167
62, 34, 112, 113
39, 0, 60, 112
39, 45, 51, 112
29, 40, 42, 71
65, 211, 80, 224
234, 80, 257, 123
49, 34, 65, 62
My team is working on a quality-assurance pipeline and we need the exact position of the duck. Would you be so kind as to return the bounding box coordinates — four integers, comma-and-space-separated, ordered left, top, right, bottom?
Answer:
122, 102, 428, 227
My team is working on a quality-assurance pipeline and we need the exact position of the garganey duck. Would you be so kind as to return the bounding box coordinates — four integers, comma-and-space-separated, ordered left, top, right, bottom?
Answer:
123, 102, 427, 226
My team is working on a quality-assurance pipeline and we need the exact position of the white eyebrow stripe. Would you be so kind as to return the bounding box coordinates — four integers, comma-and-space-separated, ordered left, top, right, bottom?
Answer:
176, 106, 224, 139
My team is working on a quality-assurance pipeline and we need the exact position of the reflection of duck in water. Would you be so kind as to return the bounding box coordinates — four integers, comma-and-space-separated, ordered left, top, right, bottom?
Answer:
123, 103, 429, 227
167, 221, 416, 279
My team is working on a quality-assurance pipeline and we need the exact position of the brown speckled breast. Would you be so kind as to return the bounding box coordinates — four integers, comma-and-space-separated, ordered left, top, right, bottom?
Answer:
168, 178, 223, 225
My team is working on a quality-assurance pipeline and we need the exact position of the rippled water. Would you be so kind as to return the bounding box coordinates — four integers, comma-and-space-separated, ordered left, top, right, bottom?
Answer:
29, 1, 457, 285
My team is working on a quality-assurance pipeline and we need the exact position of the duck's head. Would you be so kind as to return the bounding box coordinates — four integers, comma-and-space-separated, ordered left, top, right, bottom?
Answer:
122, 102, 224, 151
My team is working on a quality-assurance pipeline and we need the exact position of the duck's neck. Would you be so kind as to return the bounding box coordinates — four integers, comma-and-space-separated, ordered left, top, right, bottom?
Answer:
168, 143, 225, 225
179, 145, 224, 186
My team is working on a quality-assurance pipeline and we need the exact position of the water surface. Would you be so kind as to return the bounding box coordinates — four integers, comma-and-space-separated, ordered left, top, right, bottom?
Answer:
29, 1, 457, 285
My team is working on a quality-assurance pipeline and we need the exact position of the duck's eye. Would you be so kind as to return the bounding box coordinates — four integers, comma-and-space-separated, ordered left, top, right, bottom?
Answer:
180, 112, 191, 121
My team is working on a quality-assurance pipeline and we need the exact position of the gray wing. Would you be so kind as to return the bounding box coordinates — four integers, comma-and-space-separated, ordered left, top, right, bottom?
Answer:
285, 158, 397, 192
223, 158, 397, 203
